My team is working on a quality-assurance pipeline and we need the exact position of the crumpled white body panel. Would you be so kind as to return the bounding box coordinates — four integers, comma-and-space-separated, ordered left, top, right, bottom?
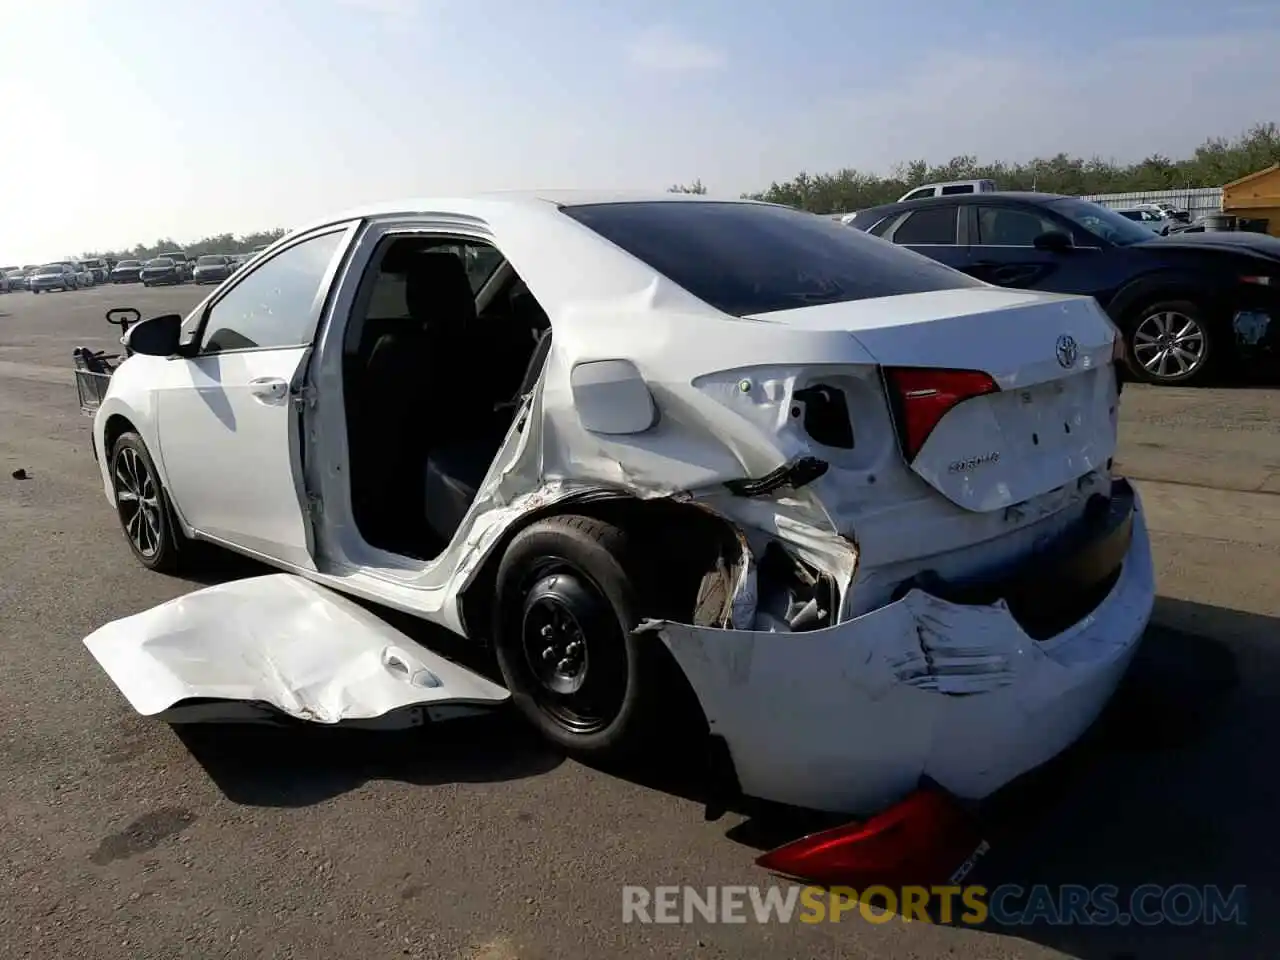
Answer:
657, 493, 1155, 815
83, 574, 509, 728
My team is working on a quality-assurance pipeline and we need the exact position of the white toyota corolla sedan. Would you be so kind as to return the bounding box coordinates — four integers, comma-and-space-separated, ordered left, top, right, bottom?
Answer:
85, 193, 1154, 815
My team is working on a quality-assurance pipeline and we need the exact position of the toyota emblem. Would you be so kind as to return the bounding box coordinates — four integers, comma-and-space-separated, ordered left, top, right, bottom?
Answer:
1055, 334, 1078, 369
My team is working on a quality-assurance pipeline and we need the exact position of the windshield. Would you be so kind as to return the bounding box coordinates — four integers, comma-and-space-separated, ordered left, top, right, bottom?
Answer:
84, 259, 104, 267
196, 255, 224, 265
37, 263, 65, 274
561, 200, 984, 316
1046, 197, 1156, 246
147, 258, 174, 267
117, 260, 140, 268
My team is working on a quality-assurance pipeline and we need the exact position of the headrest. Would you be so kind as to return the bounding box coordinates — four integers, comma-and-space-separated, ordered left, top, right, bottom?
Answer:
403, 252, 476, 326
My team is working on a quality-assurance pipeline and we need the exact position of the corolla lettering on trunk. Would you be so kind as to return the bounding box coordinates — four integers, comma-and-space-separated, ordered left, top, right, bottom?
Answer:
948, 451, 1000, 473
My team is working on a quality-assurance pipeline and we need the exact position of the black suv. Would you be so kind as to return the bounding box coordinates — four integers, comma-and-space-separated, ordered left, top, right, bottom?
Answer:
846, 192, 1280, 385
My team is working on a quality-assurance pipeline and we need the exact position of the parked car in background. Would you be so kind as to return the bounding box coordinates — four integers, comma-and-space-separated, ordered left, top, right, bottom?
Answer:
1144, 201, 1191, 223
846, 191, 1280, 385
72, 262, 96, 287
898, 179, 998, 202
139, 257, 184, 286
111, 259, 145, 283
82, 258, 111, 283
192, 254, 234, 284
1115, 207, 1171, 235
1, 267, 23, 292
157, 251, 191, 282
29, 262, 80, 293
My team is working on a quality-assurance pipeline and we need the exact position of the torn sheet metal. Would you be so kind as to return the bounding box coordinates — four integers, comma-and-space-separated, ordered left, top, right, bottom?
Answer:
84, 574, 509, 728
655, 495, 1156, 816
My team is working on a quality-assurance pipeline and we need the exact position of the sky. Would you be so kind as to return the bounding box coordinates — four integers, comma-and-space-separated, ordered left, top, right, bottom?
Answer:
2, 0, 1279, 262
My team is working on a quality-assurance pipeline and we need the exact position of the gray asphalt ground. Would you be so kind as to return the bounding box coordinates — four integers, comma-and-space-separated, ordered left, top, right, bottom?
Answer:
2, 283, 1279, 959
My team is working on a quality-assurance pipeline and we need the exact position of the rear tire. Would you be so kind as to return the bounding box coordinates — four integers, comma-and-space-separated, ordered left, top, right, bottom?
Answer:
1124, 299, 1216, 385
492, 514, 702, 761
109, 432, 189, 574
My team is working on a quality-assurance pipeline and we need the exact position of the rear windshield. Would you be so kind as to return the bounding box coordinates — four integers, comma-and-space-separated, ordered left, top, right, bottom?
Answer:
197, 255, 225, 265
560, 201, 983, 316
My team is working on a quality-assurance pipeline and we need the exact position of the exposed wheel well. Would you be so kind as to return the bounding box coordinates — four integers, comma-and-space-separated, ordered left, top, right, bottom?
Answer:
456, 495, 743, 642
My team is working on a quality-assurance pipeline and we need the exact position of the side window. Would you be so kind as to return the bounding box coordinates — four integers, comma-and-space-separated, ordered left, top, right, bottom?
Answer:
200, 230, 345, 354
975, 207, 1059, 247
868, 214, 900, 238
901, 188, 935, 202
940, 184, 974, 195
889, 206, 958, 245
362, 240, 501, 320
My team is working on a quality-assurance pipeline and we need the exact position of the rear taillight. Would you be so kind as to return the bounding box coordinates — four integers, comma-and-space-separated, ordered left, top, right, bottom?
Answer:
756, 787, 989, 889
884, 367, 999, 462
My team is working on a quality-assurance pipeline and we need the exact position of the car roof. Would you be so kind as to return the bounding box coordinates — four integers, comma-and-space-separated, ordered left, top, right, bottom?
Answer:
281, 191, 778, 239
849, 191, 1078, 221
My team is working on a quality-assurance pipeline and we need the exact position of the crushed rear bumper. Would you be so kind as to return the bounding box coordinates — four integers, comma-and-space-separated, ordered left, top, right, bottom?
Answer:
657, 479, 1154, 815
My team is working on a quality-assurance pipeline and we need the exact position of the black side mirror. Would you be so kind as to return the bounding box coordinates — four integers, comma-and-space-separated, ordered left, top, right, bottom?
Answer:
124, 313, 183, 357
1033, 230, 1073, 253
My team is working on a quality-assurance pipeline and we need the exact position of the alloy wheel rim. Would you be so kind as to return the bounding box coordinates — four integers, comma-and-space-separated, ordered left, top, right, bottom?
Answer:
114, 447, 162, 558
1132, 311, 1206, 380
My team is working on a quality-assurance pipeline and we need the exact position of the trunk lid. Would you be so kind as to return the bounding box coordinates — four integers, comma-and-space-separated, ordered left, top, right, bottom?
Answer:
748, 288, 1120, 512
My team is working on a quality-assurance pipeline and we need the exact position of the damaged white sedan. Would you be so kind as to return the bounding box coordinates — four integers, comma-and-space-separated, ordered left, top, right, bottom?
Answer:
85, 193, 1154, 815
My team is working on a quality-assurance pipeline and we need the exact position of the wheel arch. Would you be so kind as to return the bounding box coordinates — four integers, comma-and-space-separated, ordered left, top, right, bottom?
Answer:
1106, 270, 1230, 329
455, 493, 744, 644
97, 397, 193, 536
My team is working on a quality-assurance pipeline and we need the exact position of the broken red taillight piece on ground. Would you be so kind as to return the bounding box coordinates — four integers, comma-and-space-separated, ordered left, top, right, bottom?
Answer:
755, 786, 990, 890
883, 367, 1000, 461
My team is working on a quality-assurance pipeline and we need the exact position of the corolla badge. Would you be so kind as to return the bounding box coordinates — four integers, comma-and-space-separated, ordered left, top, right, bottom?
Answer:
1055, 334, 1078, 369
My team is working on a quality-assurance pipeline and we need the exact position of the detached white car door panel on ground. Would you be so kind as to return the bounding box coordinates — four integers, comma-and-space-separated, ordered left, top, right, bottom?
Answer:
83, 574, 510, 728
157, 347, 314, 567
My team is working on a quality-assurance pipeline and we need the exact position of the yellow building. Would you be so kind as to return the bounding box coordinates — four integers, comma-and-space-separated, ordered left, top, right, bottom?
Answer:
1221, 163, 1280, 237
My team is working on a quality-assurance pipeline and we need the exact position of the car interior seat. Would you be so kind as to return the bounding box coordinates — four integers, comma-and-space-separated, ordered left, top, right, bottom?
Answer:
422, 279, 554, 547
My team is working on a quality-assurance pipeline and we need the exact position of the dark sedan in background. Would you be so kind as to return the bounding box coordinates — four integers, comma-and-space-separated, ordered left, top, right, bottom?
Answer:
110, 259, 145, 283
192, 254, 234, 284
846, 192, 1280, 385
139, 257, 184, 286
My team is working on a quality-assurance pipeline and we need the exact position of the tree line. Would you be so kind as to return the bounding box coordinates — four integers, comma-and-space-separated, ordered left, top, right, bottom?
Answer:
668, 121, 1280, 213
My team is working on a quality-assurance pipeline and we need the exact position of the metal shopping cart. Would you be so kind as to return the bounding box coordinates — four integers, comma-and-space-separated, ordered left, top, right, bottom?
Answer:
73, 307, 140, 417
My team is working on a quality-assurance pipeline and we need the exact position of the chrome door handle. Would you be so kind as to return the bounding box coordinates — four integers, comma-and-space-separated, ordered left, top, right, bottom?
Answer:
248, 377, 289, 403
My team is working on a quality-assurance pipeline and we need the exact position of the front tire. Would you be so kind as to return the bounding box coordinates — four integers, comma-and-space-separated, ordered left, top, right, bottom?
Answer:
492, 514, 699, 761
109, 432, 186, 573
1125, 299, 1216, 385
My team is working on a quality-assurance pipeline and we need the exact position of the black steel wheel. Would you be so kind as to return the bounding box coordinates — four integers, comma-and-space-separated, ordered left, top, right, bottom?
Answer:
493, 514, 703, 760
517, 559, 629, 735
